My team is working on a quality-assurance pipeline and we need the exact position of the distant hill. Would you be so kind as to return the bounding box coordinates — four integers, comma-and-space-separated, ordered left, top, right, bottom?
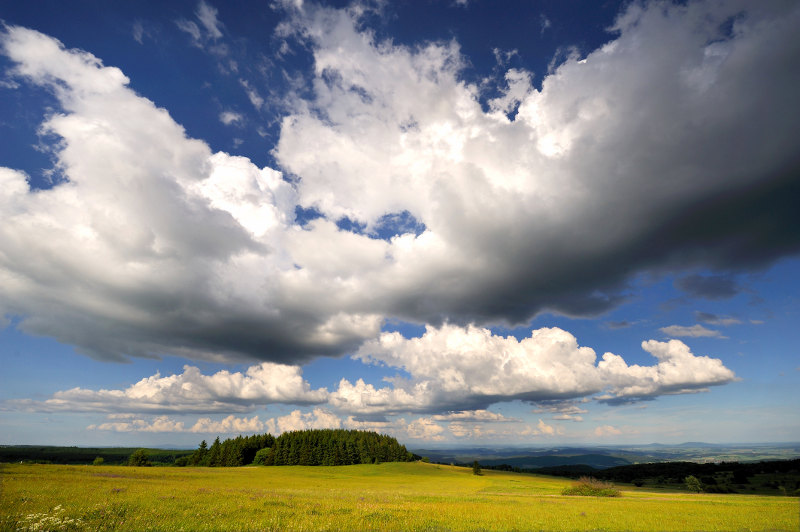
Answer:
479, 454, 630, 469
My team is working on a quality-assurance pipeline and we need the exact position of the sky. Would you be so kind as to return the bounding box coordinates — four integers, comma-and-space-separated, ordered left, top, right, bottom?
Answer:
1, 0, 799, 449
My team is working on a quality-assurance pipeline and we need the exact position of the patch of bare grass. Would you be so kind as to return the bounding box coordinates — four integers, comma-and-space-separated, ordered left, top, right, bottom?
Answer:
561, 476, 621, 497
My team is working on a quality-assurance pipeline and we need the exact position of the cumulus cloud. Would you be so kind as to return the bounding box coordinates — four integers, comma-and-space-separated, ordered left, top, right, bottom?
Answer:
274, 407, 342, 433
191, 414, 264, 433
597, 339, 736, 403
89, 415, 187, 433
89, 414, 266, 433
405, 417, 446, 441
274, 0, 800, 325
339, 325, 735, 414
20, 326, 734, 421
1, 0, 799, 368
0, 25, 384, 363
8, 363, 327, 413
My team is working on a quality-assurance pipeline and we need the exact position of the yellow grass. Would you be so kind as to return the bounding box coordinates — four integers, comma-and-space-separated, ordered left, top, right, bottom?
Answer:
1, 461, 796, 531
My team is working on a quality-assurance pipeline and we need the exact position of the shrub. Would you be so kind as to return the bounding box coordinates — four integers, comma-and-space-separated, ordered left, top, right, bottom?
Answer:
92, 456, 104, 466
252, 447, 273, 466
562, 476, 621, 497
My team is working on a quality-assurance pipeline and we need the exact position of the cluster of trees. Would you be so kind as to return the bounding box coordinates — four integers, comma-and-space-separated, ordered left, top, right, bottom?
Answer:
173, 429, 414, 467
175, 433, 275, 467
252, 429, 414, 466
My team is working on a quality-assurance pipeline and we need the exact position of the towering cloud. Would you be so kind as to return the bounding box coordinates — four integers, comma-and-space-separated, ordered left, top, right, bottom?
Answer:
1, 0, 798, 367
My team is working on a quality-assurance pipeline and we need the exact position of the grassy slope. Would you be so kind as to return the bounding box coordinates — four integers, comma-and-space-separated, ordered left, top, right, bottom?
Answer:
1, 462, 796, 531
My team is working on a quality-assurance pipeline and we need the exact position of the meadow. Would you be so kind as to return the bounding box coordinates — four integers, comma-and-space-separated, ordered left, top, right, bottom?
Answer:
1, 461, 797, 531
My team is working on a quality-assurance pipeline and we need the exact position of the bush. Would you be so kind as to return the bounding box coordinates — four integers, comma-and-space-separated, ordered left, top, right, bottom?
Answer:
252, 448, 273, 466
92, 456, 104, 466
562, 476, 621, 497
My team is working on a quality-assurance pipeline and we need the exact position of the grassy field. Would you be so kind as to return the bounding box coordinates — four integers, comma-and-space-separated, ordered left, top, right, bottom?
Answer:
1, 461, 797, 531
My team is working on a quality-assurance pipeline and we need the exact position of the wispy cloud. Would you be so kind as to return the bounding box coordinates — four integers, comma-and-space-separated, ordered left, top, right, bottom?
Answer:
676, 274, 740, 300
695, 311, 742, 326
659, 324, 725, 338
177, 1, 224, 47
219, 110, 243, 125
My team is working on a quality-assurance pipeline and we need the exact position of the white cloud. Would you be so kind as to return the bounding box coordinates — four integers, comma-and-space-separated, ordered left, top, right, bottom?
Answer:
191, 414, 265, 433
337, 325, 736, 414
430, 410, 515, 422
219, 111, 243, 125
275, 407, 342, 433
9, 362, 328, 413
659, 324, 725, 338
88, 414, 265, 433
89, 415, 186, 433
351, 325, 603, 413
594, 425, 622, 437
597, 339, 736, 402
1, 0, 798, 376
405, 417, 445, 441
520, 419, 561, 437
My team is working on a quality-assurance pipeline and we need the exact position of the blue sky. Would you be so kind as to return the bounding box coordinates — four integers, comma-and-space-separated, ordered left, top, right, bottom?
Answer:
1, 0, 798, 448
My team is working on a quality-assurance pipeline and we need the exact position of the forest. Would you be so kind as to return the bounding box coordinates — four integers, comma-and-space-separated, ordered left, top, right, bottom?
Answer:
176, 429, 415, 467
483, 458, 800, 495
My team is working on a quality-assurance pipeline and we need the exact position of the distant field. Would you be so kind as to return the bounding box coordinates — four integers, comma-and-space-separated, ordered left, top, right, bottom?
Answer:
1, 462, 797, 531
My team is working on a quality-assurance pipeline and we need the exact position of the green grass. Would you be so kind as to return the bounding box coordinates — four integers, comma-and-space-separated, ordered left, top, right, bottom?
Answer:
1, 462, 797, 531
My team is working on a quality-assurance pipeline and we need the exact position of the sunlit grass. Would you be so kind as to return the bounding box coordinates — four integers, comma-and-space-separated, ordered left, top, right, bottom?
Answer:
1, 462, 796, 531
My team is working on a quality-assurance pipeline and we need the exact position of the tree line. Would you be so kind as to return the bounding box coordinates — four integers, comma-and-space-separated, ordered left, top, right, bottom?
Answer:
173, 429, 414, 467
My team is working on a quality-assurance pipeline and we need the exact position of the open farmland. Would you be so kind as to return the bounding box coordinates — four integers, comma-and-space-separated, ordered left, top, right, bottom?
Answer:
1, 462, 796, 531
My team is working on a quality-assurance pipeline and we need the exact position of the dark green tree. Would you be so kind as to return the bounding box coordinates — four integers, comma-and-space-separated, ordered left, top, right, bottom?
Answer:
473, 460, 482, 475
685, 475, 703, 493
190, 439, 208, 466
128, 449, 151, 467
207, 437, 222, 467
